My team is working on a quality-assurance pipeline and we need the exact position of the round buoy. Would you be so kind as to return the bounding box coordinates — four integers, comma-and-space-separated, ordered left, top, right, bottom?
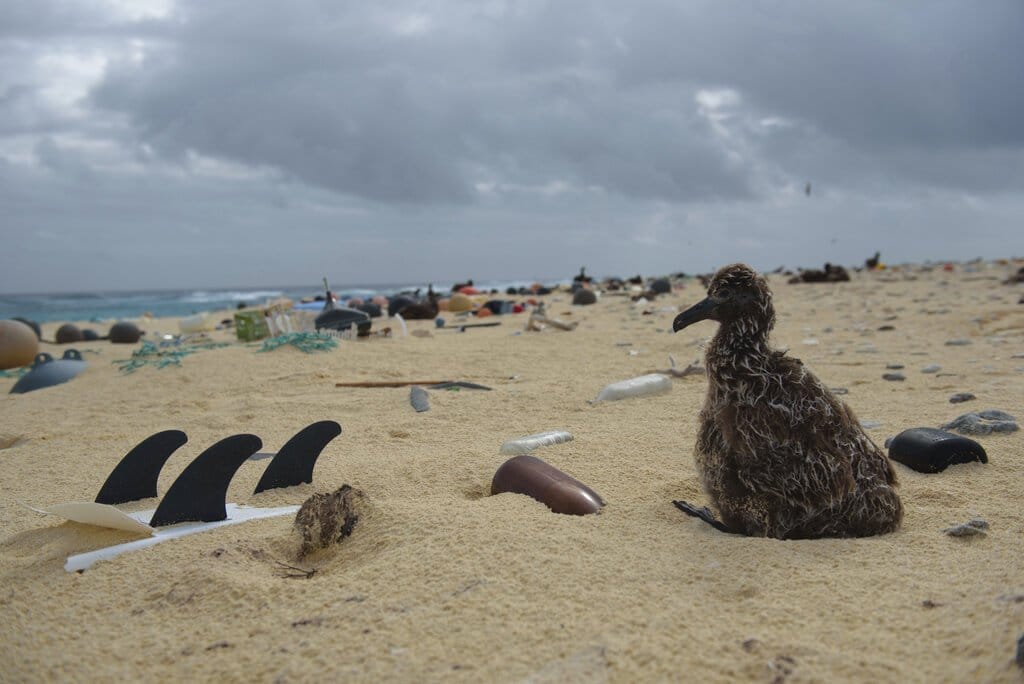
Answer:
55, 323, 84, 344
108, 321, 143, 344
0, 319, 40, 370
572, 289, 597, 306
448, 293, 473, 313
12, 317, 41, 339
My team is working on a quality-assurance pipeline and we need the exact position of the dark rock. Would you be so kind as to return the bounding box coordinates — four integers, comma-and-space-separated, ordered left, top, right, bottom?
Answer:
887, 427, 987, 473
877, 325, 896, 331
82, 329, 101, 341
949, 392, 976, 404
1016, 633, 1024, 669
941, 410, 1019, 435
882, 373, 906, 381
886, 363, 904, 370
945, 338, 972, 346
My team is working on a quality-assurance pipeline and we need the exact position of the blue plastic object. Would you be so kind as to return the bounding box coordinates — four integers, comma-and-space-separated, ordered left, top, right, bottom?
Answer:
10, 350, 87, 394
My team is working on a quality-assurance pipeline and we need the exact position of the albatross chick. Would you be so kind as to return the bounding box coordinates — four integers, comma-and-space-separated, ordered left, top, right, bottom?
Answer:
671, 263, 902, 539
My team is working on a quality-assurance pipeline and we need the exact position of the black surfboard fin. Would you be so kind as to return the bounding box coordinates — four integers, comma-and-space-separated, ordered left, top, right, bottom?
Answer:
94, 430, 188, 505
253, 421, 341, 494
149, 434, 262, 527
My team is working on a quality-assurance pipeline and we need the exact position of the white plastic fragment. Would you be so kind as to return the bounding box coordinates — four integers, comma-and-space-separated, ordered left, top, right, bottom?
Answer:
23, 502, 155, 535
593, 373, 672, 402
29, 503, 300, 572
499, 430, 574, 455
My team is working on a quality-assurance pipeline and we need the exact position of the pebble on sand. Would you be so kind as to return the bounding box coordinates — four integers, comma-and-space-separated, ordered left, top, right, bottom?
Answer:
945, 338, 972, 346
941, 410, 1019, 436
942, 518, 988, 537
882, 372, 906, 382
949, 392, 976, 404
921, 364, 941, 374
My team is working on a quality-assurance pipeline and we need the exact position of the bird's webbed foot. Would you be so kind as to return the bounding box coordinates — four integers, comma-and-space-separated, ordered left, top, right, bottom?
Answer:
672, 500, 736, 534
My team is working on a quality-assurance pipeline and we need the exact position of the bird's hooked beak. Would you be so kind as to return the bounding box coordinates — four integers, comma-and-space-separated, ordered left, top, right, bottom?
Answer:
672, 296, 717, 332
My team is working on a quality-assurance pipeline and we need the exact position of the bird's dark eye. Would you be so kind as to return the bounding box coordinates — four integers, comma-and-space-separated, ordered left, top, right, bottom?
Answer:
717, 287, 732, 298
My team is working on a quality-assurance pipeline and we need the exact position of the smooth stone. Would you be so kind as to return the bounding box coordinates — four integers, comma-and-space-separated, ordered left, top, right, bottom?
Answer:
860, 420, 883, 429
940, 410, 1019, 436
877, 325, 895, 331
882, 373, 906, 381
830, 387, 849, 395
921, 364, 941, 373
886, 363, 904, 370
943, 518, 989, 537
949, 392, 976, 404
945, 338, 972, 346
887, 427, 987, 473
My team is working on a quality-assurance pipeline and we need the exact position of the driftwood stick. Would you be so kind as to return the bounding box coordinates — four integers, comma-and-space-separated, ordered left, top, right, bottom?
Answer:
335, 380, 451, 388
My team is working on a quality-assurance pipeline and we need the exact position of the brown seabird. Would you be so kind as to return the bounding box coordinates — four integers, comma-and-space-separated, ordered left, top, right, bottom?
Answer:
671, 263, 902, 538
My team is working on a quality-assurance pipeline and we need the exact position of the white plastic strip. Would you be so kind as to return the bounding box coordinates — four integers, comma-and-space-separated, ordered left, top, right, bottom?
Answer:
26, 502, 155, 535
593, 373, 672, 402
62, 504, 299, 572
499, 430, 574, 455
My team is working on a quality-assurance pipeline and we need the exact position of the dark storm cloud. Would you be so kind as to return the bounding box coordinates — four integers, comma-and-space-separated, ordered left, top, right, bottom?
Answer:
2, 0, 1023, 293
79, 0, 1024, 205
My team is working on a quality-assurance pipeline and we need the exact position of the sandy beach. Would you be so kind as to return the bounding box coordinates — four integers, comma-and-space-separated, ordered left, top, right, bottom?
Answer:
1, 264, 1022, 682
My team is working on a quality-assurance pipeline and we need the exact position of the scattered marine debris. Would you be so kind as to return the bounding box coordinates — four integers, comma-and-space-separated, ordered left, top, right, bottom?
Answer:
499, 430, 574, 455
410, 386, 430, 412
256, 332, 338, 354
491, 455, 603, 515
592, 374, 672, 402
647, 355, 704, 378
113, 339, 229, 373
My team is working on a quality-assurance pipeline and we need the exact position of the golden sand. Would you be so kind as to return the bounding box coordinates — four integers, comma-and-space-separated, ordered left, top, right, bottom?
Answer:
1, 265, 1022, 682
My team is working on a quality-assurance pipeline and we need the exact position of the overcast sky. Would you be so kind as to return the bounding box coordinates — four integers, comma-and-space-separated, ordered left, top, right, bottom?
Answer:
2, 0, 1023, 293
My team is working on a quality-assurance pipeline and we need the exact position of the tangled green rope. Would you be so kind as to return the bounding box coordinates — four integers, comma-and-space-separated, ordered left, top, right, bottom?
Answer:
113, 339, 229, 373
256, 332, 337, 353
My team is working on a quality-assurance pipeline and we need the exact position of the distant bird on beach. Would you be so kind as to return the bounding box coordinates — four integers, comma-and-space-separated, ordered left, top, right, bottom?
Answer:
671, 263, 903, 539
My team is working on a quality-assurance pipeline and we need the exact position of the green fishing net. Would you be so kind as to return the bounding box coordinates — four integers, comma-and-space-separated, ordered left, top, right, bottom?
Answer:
256, 332, 337, 354
114, 339, 229, 373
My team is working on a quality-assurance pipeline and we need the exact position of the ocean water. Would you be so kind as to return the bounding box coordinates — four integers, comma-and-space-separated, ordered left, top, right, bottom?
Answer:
0, 279, 562, 324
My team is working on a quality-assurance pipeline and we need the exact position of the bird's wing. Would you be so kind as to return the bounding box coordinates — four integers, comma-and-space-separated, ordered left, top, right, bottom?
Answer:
721, 357, 856, 502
